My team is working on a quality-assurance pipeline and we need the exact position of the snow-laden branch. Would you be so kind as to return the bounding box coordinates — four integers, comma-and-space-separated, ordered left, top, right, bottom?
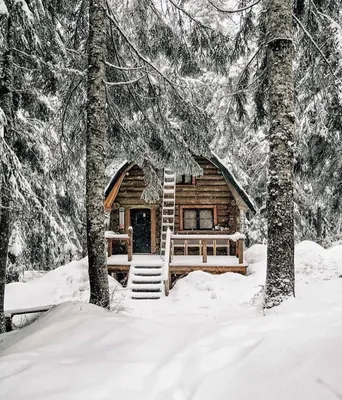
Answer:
105, 4, 186, 96
1, 137, 76, 242
208, 0, 261, 14
104, 74, 147, 86
105, 61, 144, 71
293, 13, 338, 79
167, 0, 214, 31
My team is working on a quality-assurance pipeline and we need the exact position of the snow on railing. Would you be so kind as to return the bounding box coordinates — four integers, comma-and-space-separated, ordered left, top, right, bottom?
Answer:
170, 232, 245, 264
105, 231, 129, 239
163, 228, 172, 296
170, 232, 245, 241
105, 227, 133, 261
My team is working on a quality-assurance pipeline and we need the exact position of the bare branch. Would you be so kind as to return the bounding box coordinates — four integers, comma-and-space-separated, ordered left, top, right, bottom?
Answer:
208, 0, 261, 14
292, 13, 337, 78
104, 74, 147, 86
105, 6, 186, 96
167, 0, 214, 31
105, 61, 144, 71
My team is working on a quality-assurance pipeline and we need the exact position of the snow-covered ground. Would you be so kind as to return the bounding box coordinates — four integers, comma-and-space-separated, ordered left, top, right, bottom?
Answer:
1, 241, 342, 400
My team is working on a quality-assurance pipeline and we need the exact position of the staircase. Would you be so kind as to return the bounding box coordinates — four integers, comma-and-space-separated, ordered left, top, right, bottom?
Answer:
160, 168, 176, 256
127, 264, 164, 299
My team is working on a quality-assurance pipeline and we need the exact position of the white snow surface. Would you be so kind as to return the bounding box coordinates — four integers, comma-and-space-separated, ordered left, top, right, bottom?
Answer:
1, 241, 342, 400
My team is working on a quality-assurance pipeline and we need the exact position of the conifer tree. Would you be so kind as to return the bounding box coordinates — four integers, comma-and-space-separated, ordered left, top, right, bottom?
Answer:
264, 0, 295, 307
86, 0, 110, 308
0, 1, 85, 330
0, 1, 14, 333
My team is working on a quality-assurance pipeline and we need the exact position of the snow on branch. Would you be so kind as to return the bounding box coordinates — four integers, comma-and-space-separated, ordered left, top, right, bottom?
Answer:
0, 0, 8, 15
104, 74, 147, 86
207, 0, 261, 14
0, 137, 75, 241
293, 13, 338, 79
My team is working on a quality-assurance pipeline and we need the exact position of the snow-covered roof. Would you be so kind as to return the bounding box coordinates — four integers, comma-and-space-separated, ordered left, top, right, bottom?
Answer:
210, 154, 256, 212
105, 155, 256, 212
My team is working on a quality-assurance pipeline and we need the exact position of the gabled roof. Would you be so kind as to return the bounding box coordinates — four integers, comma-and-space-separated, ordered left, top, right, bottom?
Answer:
105, 160, 131, 198
105, 156, 256, 213
210, 154, 256, 212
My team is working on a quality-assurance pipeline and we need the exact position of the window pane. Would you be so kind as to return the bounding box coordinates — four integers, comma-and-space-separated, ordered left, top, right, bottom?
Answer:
184, 175, 192, 184
184, 210, 197, 229
176, 174, 183, 184
199, 209, 213, 229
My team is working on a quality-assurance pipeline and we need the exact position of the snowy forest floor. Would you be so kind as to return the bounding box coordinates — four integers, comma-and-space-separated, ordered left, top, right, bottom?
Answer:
1, 241, 342, 400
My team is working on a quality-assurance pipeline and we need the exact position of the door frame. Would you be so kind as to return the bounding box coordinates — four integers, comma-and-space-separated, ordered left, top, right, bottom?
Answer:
125, 206, 157, 254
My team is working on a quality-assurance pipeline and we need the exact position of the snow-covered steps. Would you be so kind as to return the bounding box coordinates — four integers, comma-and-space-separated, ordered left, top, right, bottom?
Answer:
128, 264, 164, 300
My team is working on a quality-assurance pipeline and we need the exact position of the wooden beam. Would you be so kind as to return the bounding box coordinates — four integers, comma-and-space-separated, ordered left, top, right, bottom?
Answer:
125, 208, 130, 232
127, 226, 133, 261
238, 239, 244, 264
202, 239, 207, 263
107, 238, 112, 256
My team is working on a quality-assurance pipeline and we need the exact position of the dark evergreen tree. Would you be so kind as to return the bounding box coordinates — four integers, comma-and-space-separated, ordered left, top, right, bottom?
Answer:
86, 0, 110, 308
264, 0, 295, 307
0, 0, 85, 330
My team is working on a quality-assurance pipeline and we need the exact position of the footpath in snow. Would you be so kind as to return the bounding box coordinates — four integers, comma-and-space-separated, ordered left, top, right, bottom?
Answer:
1, 241, 342, 400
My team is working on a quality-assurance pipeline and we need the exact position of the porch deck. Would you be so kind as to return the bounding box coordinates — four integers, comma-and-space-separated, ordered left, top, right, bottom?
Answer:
107, 254, 248, 275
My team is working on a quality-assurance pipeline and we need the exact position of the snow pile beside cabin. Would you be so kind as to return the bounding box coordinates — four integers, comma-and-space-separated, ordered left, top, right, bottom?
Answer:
1, 241, 342, 400
5, 258, 124, 313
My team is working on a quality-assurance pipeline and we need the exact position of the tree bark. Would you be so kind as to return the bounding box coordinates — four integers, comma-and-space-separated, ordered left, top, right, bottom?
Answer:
86, 0, 110, 308
0, 9, 14, 333
264, 0, 295, 308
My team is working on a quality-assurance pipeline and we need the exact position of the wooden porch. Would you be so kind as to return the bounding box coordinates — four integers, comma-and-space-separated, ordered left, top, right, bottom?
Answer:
107, 254, 248, 275
106, 228, 248, 278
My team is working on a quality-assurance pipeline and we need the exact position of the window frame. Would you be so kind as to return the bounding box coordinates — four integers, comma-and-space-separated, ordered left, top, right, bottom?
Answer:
180, 205, 217, 231
176, 174, 196, 185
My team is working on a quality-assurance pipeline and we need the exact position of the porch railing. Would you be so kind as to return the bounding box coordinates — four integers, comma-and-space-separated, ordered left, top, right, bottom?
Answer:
105, 226, 133, 261
170, 232, 245, 264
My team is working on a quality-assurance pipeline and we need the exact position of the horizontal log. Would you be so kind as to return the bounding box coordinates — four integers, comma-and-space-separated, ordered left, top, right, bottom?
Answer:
195, 180, 227, 186
196, 175, 225, 181
175, 193, 232, 199
176, 198, 231, 205
117, 192, 146, 198
176, 187, 232, 193
116, 199, 155, 205
118, 186, 146, 192
121, 176, 145, 181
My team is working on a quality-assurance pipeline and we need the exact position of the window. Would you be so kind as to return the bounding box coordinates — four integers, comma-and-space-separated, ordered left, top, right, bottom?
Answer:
183, 208, 214, 230
176, 174, 193, 184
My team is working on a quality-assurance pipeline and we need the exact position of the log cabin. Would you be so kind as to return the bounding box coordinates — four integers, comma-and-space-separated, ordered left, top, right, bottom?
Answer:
104, 154, 255, 299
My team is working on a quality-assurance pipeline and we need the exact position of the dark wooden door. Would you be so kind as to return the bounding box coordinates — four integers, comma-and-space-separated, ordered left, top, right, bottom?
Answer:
130, 209, 151, 253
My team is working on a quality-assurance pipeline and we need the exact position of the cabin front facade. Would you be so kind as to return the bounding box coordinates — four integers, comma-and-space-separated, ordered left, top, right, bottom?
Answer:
104, 155, 255, 298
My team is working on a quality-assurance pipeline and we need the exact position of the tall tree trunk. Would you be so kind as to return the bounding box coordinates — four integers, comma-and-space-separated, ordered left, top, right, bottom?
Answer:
264, 0, 295, 308
86, 0, 110, 308
0, 9, 14, 333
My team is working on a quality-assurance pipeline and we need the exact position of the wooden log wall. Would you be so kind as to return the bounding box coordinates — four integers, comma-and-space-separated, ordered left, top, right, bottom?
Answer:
109, 165, 161, 253
175, 157, 239, 233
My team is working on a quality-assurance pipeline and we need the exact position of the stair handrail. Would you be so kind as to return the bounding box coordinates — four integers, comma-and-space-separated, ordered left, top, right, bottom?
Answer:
163, 227, 172, 296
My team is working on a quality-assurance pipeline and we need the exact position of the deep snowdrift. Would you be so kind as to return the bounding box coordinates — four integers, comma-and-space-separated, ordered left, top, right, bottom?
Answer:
1, 241, 342, 400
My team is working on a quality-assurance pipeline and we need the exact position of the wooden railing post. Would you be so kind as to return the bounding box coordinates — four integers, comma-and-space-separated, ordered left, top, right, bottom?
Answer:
107, 239, 112, 256
202, 239, 207, 263
238, 238, 244, 264
128, 226, 133, 261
